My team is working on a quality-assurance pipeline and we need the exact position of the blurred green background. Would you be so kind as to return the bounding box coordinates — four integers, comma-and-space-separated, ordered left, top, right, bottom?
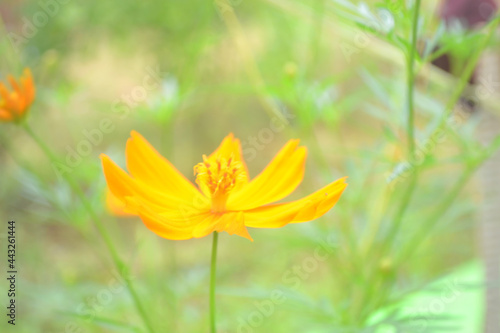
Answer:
1, 0, 499, 332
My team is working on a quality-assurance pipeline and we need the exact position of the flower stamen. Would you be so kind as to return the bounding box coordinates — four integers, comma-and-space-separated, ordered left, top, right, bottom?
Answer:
194, 154, 245, 212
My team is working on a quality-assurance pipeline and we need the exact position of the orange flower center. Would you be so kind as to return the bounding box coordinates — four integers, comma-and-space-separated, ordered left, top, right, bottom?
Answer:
194, 154, 245, 212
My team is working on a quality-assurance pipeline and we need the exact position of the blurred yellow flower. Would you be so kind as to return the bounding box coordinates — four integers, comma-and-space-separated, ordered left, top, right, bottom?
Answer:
0, 69, 35, 123
101, 132, 347, 241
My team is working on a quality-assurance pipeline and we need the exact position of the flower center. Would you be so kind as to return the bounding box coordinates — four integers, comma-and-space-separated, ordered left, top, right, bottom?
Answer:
194, 154, 245, 212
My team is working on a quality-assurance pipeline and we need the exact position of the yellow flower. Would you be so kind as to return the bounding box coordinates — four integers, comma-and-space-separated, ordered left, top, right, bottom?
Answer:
0, 69, 35, 123
101, 132, 347, 241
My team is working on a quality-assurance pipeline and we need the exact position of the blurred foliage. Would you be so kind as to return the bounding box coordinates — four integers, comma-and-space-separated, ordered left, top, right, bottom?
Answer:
1, 0, 500, 332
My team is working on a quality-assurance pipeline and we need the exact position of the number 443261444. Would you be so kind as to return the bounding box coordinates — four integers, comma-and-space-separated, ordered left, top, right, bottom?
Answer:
8, 221, 15, 270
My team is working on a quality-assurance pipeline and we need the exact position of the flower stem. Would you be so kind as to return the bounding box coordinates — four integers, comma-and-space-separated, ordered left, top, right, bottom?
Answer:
21, 122, 155, 333
385, 170, 418, 248
383, 0, 422, 251
397, 165, 476, 264
406, 0, 421, 158
443, 17, 500, 116
210, 231, 219, 333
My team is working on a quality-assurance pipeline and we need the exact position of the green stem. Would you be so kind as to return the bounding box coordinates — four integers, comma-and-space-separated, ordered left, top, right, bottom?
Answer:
307, 0, 326, 75
382, 0, 421, 251
406, 0, 421, 158
392, 16, 500, 262
384, 2, 497, 253
210, 231, 219, 333
418, 17, 500, 151
397, 166, 475, 263
21, 122, 155, 333
385, 170, 418, 248
444, 17, 500, 116
216, 0, 289, 125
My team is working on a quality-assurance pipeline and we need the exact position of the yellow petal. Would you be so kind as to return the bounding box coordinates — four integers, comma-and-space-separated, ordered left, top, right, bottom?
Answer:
243, 177, 347, 228
192, 211, 253, 240
221, 211, 253, 241
21, 68, 35, 107
192, 214, 223, 238
106, 189, 134, 216
7, 75, 20, 95
0, 83, 12, 107
126, 131, 207, 204
101, 154, 209, 215
0, 108, 13, 121
135, 199, 212, 240
227, 140, 306, 210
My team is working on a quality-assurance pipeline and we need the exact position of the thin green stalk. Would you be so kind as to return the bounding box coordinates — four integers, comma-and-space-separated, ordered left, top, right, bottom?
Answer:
384, 7, 499, 251
216, 0, 289, 125
210, 231, 219, 333
352, 3, 422, 321
425, 43, 452, 64
419, 17, 500, 145
357, 172, 418, 323
0, 132, 96, 243
406, 0, 421, 158
390, 16, 500, 260
22, 123, 121, 263
384, 170, 418, 248
21, 122, 155, 333
382, 0, 422, 251
360, 185, 391, 255
397, 166, 476, 264
444, 17, 500, 116
307, 0, 326, 74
